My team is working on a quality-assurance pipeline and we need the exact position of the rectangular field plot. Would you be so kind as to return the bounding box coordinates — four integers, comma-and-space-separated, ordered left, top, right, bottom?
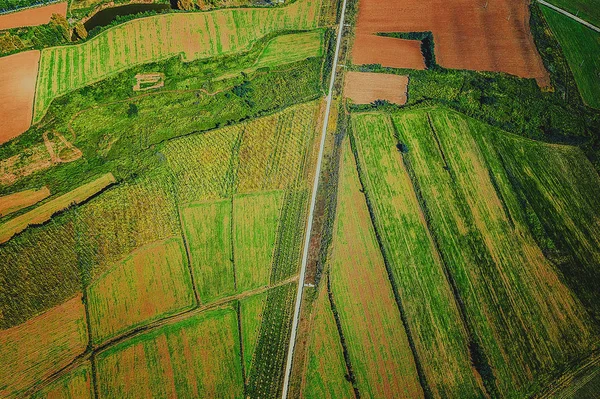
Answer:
33, 0, 322, 122
351, 113, 484, 398
233, 190, 284, 292
255, 30, 324, 70
31, 362, 93, 399
0, 295, 88, 399
87, 237, 195, 345
542, 6, 600, 108
328, 138, 423, 398
96, 307, 244, 398
301, 283, 354, 399
240, 291, 267, 376
389, 107, 598, 396
181, 199, 235, 303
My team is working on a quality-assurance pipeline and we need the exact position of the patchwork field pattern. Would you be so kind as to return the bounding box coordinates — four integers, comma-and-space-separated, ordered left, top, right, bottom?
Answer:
96, 307, 244, 398
33, 0, 322, 121
328, 138, 424, 398
0, 186, 50, 217
0, 295, 88, 399
0, 172, 115, 244
349, 107, 600, 397
87, 237, 195, 344
542, 6, 600, 108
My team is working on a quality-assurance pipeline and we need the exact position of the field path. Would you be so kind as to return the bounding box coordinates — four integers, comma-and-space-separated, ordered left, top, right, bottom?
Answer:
281, 0, 348, 396
538, 0, 600, 32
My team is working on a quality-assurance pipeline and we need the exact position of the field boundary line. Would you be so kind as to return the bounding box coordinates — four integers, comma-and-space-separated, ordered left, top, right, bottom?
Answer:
281, 0, 348, 395
537, 0, 600, 33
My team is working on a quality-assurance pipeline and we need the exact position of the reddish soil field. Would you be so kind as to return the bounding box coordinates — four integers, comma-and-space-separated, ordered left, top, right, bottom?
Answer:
345, 71, 409, 105
0, 2, 67, 30
0, 50, 40, 145
353, 0, 549, 86
353, 34, 425, 69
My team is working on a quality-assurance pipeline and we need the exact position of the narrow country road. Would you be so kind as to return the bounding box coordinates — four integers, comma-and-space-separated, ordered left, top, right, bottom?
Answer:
280, 0, 349, 396
537, 0, 600, 33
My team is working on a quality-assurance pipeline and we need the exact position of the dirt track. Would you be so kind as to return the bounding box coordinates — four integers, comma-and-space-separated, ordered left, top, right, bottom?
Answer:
353, 0, 550, 86
0, 50, 40, 145
0, 2, 67, 30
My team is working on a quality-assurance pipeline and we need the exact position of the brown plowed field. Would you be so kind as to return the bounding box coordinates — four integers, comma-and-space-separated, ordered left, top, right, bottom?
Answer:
0, 2, 67, 30
353, 34, 425, 69
345, 71, 409, 105
353, 0, 549, 86
0, 50, 40, 144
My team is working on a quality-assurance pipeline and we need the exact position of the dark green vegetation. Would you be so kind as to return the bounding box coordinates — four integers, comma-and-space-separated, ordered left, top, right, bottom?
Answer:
0, 13, 69, 57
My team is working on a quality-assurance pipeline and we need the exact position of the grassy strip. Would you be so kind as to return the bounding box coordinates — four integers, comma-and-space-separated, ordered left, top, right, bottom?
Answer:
0, 172, 114, 243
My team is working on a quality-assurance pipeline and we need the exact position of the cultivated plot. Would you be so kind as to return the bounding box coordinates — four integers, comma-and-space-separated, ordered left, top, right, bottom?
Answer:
0, 186, 49, 217
30, 362, 93, 399
344, 71, 408, 105
0, 2, 67, 30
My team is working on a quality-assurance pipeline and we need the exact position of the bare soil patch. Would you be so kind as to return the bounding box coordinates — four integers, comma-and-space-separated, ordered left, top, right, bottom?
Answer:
353, 34, 425, 69
0, 2, 67, 30
345, 71, 408, 105
353, 0, 549, 86
0, 50, 40, 144
133, 72, 165, 91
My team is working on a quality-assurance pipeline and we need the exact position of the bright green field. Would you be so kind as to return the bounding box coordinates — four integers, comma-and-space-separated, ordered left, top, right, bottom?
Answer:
33, 0, 322, 121
181, 199, 235, 303
350, 106, 600, 397
542, 6, 600, 108
255, 30, 324, 70
240, 291, 267, 375
96, 306, 244, 398
544, 0, 600, 27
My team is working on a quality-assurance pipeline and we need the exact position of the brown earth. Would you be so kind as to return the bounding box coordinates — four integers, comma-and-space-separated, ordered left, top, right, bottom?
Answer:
0, 50, 40, 144
0, 186, 50, 217
352, 34, 425, 69
0, 2, 67, 30
352, 0, 550, 86
345, 71, 409, 105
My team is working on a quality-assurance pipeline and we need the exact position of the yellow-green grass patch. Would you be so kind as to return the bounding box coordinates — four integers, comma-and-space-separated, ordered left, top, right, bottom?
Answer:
301, 282, 353, 399
0, 295, 88, 399
87, 237, 195, 345
96, 306, 244, 398
181, 199, 235, 303
0, 186, 50, 217
240, 291, 267, 376
0, 173, 115, 244
351, 113, 485, 398
233, 190, 284, 292
255, 29, 324, 69
328, 137, 424, 398
31, 361, 93, 399
33, 0, 322, 122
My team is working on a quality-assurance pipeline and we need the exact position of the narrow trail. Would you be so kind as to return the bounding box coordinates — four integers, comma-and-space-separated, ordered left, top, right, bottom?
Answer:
23, 275, 299, 398
537, 0, 600, 33
281, 0, 348, 396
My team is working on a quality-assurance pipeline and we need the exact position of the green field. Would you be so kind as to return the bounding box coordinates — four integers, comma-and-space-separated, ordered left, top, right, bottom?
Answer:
542, 6, 600, 108
254, 30, 324, 70
87, 237, 195, 344
350, 113, 484, 398
328, 138, 423, 398
181, 199, 235, 303
240, 292, 267, 375
33, 0, 322, 121
544, 0, 600, 27
301, 283, 354, 399
234, 190, 284, 292
349, 106, 600, 397
96, 306, 244, 398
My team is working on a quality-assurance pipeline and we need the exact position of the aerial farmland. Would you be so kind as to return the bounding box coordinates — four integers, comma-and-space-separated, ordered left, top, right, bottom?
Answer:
0, 0, 599, 397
